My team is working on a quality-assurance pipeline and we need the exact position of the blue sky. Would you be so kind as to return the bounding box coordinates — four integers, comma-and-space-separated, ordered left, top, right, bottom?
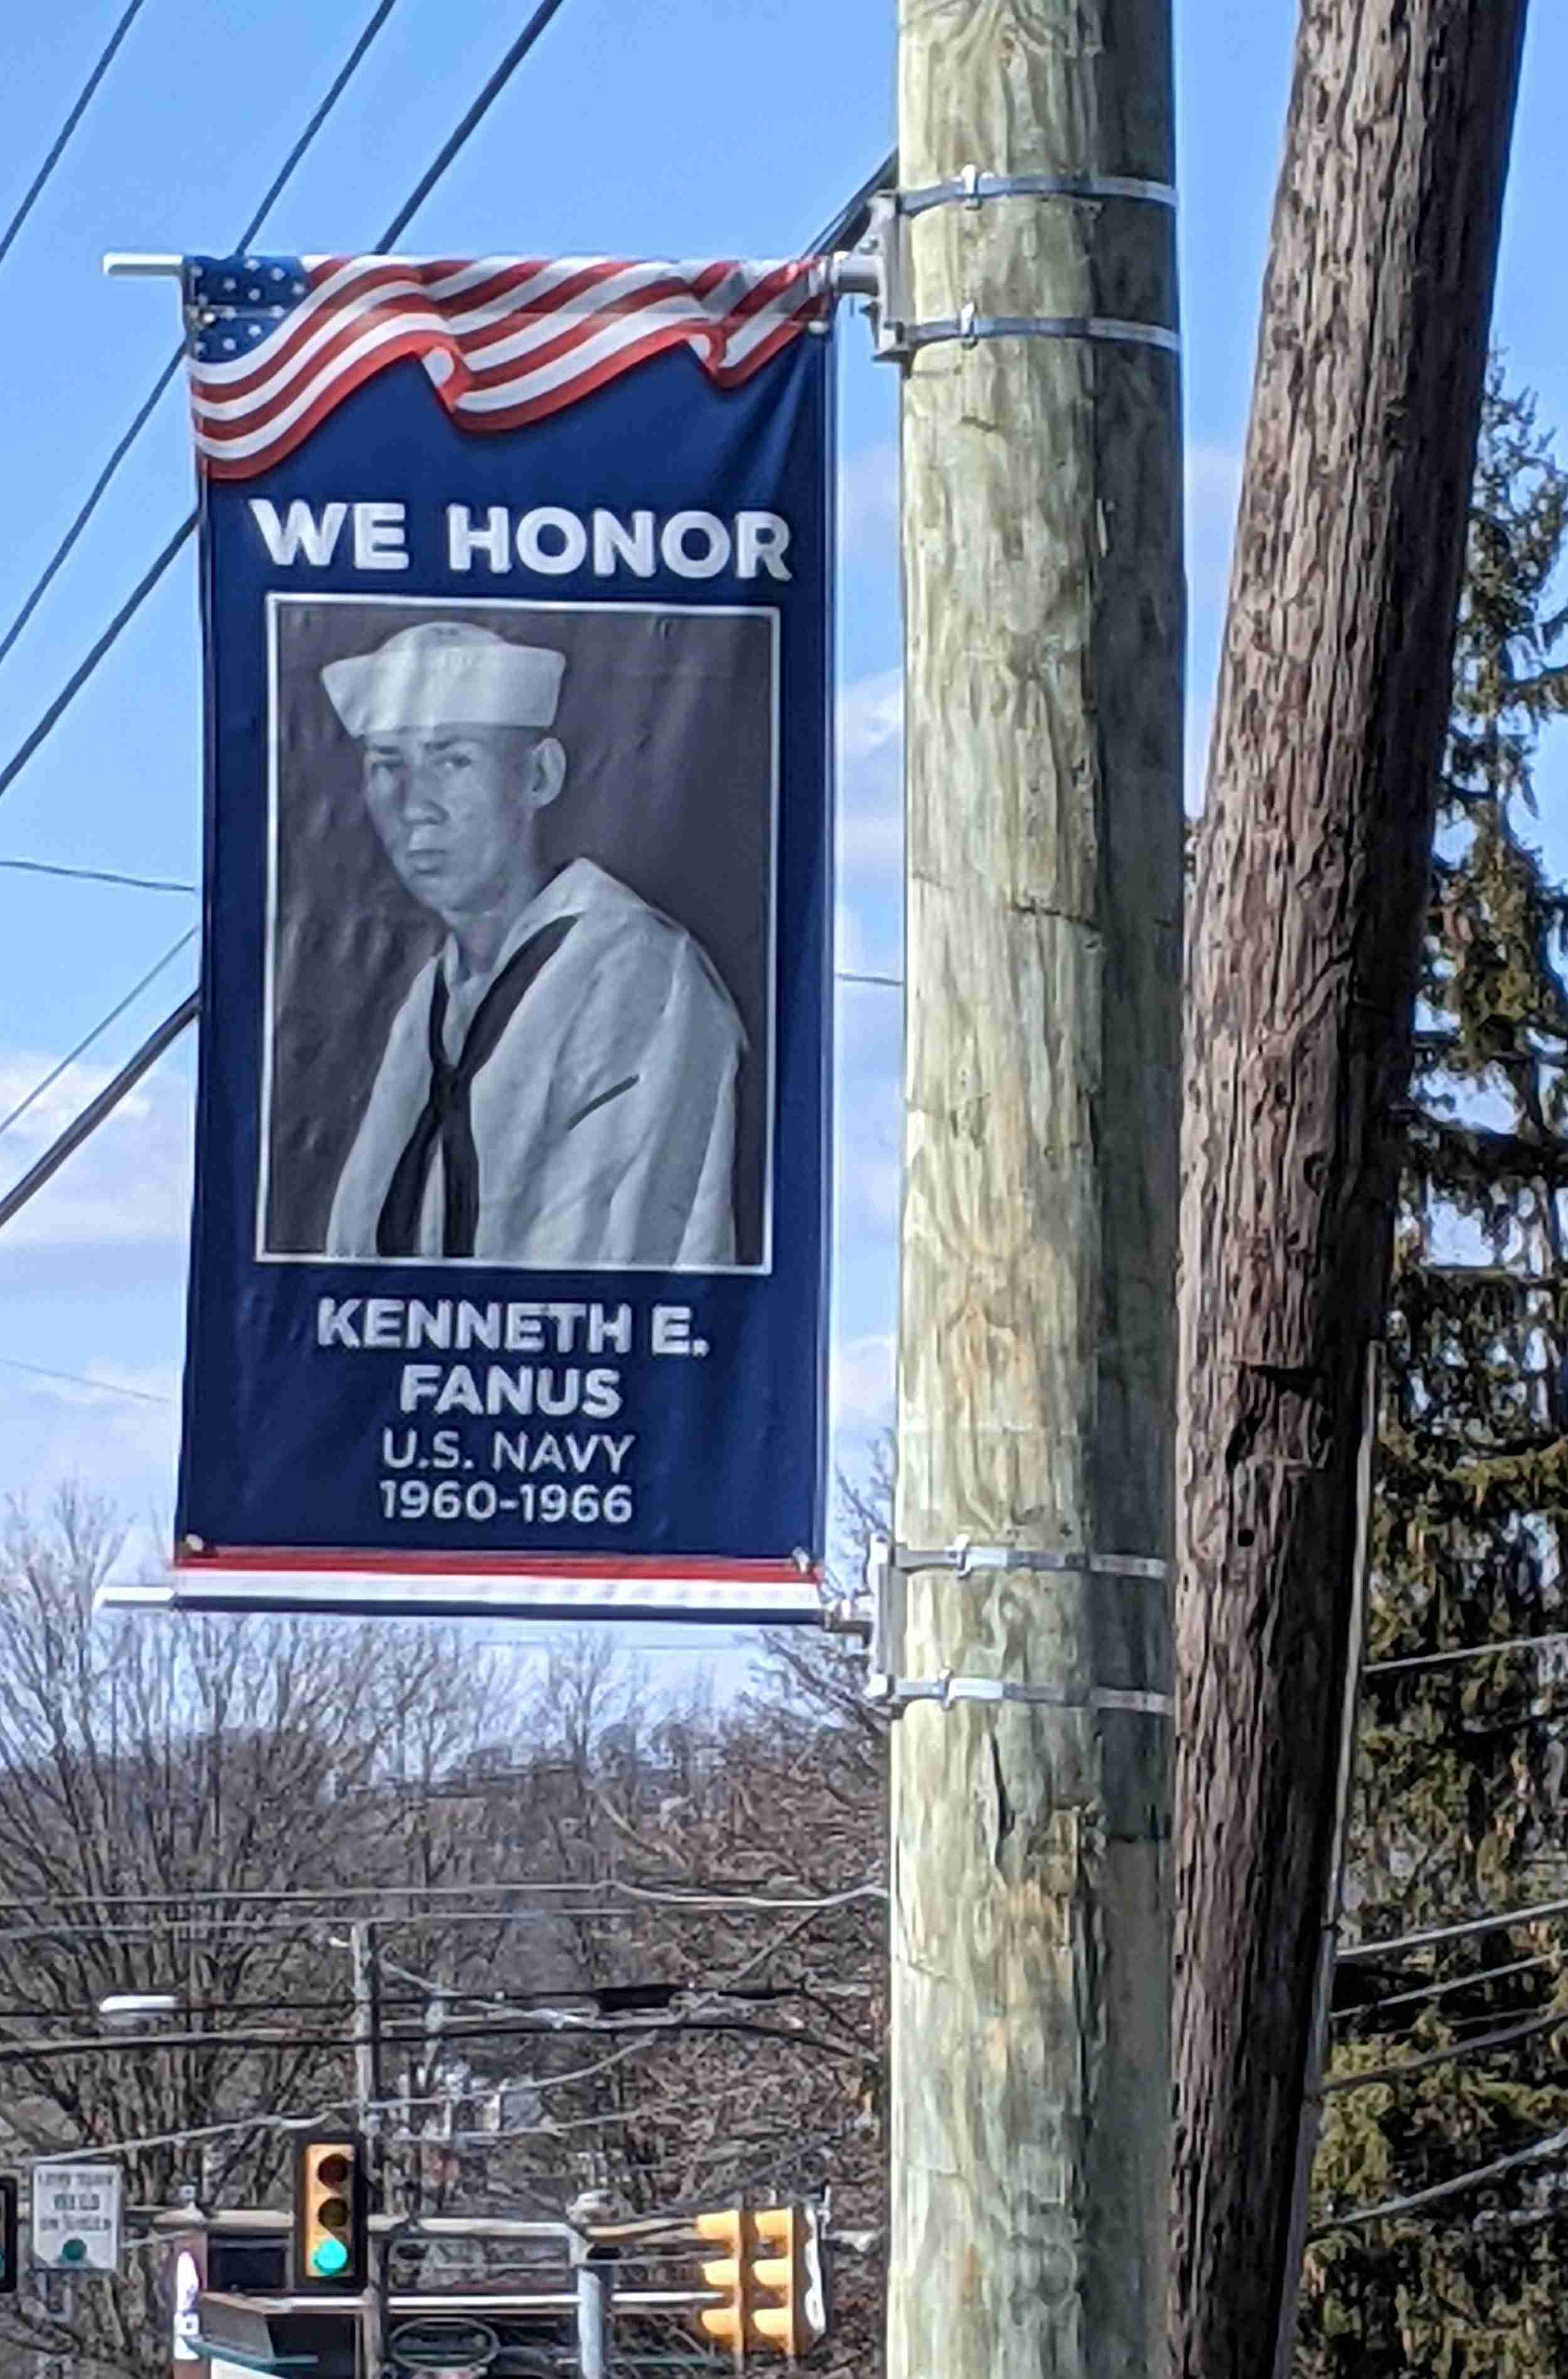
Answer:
0, 1, 1565, 1639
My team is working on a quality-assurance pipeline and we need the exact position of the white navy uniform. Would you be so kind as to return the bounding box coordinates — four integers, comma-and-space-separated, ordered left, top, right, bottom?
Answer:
327, 856, 743, 1268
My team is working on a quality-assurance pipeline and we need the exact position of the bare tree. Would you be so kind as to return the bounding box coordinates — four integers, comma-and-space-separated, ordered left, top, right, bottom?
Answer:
0, 1488, 507, 2376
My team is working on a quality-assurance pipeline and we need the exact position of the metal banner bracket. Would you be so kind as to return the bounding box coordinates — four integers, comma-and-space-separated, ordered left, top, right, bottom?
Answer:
899, 167, 1178, 220
852, 169, 1179, 364
825, 1534, 1171, 1719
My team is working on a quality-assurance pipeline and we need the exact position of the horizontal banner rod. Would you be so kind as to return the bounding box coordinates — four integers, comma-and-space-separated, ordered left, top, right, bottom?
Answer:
107, 250, 881, 290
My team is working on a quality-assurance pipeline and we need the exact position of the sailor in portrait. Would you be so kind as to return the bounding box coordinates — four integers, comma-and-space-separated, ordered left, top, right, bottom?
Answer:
321, 620, 744, 1268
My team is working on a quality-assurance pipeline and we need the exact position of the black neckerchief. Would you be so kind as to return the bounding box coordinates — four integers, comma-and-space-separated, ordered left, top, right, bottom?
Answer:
376, 914, 578, 1258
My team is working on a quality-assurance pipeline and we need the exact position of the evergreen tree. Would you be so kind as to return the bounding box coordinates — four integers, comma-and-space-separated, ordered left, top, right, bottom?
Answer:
1300, 372, 1568, 2376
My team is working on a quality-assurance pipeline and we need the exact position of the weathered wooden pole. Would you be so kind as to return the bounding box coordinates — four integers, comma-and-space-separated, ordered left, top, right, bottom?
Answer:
887, 3, 1183, 2373
1171, 7, 1529, 2376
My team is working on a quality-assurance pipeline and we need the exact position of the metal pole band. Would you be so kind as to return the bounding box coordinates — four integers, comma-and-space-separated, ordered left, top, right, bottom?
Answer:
893, 1542, 1168, 1581
876, 1674, 1173, 1718
904, 308, 1180, 358
899, 169, 1178, 218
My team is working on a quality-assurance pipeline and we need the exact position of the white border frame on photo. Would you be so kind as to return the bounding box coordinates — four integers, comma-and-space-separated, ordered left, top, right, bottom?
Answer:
254, 591, 782, 1275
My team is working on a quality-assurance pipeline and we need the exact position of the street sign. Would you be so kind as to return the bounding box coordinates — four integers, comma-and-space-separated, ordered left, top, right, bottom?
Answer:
31, 2161, 121, 2273
389, 2314, 499, 2372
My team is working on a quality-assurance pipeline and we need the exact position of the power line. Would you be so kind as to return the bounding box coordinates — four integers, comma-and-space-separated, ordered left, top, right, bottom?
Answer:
0, 0, 406, 679
0, 513, 198, 807
1337, 1889, 1568, 1967
805, 148, 897, 257
0, 1875, 883, 1914
0, 856, 195, 894
1332, 1951, 1554, 2023
373, 0, 573, 250
46, 2103, 351, 2163
0, 987, 197, 1234
1322, 2000, 1568, 2097
0, 1355, 171, 1406
0, 925, 196, 1141
0, 0, 578, 807
0, 0, 151, 275
0, 2007, 865, 2070
1365, 1628, 1568, 1677
1307, 2123, 1568, 2240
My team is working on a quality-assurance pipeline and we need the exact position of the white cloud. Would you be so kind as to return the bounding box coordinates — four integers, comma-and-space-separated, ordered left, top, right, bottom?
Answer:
0, 1359, 181, 1514
831, 1330, 895, 1430
836, 667, 903, 976
839, 439, 898, 559
0, 1049, 193, 1249
1186, 439, 1242, 615
1184, 443, 1242, 816
839, 665, 901, 770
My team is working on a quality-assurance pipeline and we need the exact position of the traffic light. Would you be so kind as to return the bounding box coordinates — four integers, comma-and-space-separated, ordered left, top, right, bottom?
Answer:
694, 2205, 830, 2363
749, 2205, 827, 2360
0, 2175, 16, 2296
291, 2132, 367, 2292
696, 2207, 751, 2361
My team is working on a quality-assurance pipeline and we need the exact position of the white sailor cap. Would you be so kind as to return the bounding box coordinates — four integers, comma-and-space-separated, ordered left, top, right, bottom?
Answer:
321, 622, 565, 736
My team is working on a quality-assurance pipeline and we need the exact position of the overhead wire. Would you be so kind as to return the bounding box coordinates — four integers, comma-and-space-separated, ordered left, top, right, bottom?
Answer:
0, 1875, 882, 1914
0, 0, 578, 804
1332, 1950, 1555, 2023
0, 987, 198, 1233
0, 0, 151, 275
0, 0, 587, 1260
1322, 1999, 1568, 2097
0, 1354, 171, 1406
40, 2102, 351, 2164
0, 923, 196, 1141
1337, 1888, 1568, 1966
1308, 2122, 1568, 2239
0, 0, 406, 679
0, 516, 199, 805
0, 2008, 864, 2069
0, 856, 195, 894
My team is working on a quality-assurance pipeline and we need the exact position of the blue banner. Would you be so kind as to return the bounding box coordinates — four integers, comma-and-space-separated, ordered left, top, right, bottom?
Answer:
172, 255, 832, 1621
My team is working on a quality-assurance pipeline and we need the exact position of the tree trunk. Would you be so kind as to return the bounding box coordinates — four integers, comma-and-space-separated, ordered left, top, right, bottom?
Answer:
1172, 7, 1529, 2376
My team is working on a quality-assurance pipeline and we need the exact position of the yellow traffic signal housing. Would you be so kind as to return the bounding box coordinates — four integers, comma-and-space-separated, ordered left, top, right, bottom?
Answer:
696, 2207, 751, 2361
291, 2133, 367, 2294
750, 2205, 828, 2360
694, 2204, 830, 2363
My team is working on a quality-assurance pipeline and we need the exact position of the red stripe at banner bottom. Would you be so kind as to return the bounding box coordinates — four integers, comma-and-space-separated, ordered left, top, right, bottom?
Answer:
104, 1556, 825, 1625
171, 1544, 815, 1579
100, 1545, 829, 1625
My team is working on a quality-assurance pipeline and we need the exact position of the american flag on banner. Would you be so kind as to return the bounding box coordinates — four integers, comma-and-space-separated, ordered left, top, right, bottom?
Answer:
182, 252, 833, 480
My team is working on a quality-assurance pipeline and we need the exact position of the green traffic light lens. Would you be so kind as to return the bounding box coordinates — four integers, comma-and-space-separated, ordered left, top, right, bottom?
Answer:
310, 2233, 350, 2277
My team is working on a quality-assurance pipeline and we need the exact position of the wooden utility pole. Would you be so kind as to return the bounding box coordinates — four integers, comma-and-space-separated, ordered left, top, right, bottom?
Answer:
1171, 8, 1529, 2377
888, 3, 1182, 2375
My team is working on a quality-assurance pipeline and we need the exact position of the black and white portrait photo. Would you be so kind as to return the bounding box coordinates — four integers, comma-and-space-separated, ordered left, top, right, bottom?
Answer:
258, 596, 777, 1271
